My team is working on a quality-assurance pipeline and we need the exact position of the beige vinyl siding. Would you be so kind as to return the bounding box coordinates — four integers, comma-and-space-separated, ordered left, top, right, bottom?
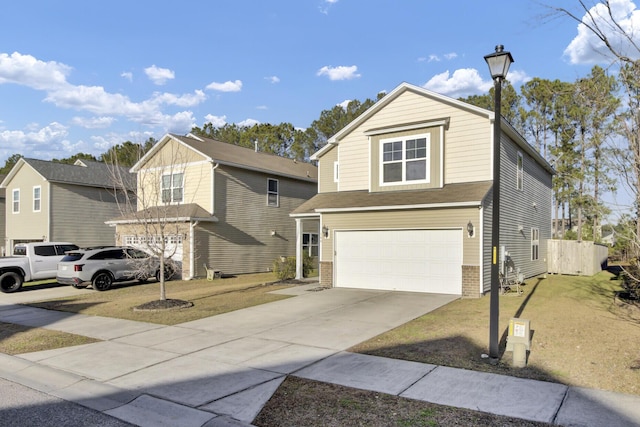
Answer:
4, 166, 49, 244
194, 165, 317, 276
318, 146, 338, 193
321, 207, 481, 265
334, 90, 492, 191
137, 150, 212, 212
50, 183, 127, 247
0, 193, 5, 255
370, 127, 442, 191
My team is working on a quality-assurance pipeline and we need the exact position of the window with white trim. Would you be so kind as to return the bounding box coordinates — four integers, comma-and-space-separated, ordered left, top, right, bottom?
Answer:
33, 186, 41, 212
517, 152, 524, 191
333, 161, 339, 183
380, 134, 430, 185
302, 232, 319, 257
267, 178, 279, 207
161, 172, 184, 203
12, 189, 19, 213
531, 227, 540, 261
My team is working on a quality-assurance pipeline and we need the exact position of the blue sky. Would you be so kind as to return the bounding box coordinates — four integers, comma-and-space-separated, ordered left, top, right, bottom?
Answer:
0, 0, 637, 168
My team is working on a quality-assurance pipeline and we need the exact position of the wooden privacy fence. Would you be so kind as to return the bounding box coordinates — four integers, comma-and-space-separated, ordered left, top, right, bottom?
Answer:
547, 240, 609, 276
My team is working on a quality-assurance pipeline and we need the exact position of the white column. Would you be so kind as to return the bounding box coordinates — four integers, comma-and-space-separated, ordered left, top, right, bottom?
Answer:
295, 218, 303, 279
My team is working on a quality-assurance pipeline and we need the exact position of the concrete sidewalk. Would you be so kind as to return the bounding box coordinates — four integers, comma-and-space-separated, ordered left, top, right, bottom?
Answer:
1, 284, 639, 426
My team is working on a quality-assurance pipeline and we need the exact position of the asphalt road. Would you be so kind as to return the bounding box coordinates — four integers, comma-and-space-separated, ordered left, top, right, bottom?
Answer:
0, 378, 133, 427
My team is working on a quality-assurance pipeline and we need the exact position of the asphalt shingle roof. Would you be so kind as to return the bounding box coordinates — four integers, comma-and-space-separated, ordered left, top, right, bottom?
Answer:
21, 158, 135, 190
291, 181, 492, 215
170, 134, 318, 182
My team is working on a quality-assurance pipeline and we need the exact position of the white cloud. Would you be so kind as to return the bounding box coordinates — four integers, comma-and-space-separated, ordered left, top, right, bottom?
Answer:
428, 55, 441, 62
337, 99, 351, 109
317, 65, 361, 81
204, 114, 227, 127
319, 0, 339, 14
0, 52, 70, 90
206, 80, 243, 92
564, 0, 640, 64
70, 116, 115, 129
0, 122, 72, 161
144, 65, 175, 85
444, 52, 458, 60
265, 75, 280, 84
256, 105, 268, 110
423, 68, 491, 98
121, 71, 133, 82
150, 90, 206, 107
237, 118, 260, 127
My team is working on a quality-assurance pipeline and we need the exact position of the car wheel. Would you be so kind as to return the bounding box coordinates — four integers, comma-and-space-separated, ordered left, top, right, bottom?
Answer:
155, 266, 175, 282
92, 272, 113, 291
0, 272, 23, 293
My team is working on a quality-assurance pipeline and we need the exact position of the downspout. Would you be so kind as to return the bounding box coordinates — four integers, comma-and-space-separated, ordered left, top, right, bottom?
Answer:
211, 161, 219, 214
190, 220, 199, 280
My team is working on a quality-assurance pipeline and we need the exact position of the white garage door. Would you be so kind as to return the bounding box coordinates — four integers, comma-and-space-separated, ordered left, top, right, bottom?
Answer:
334, 229, 462, 294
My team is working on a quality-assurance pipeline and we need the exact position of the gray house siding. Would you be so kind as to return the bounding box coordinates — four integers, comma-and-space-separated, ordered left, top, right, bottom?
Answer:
50, 183, 128, 248
194, 165, 317, 276
481, 135, 552, 293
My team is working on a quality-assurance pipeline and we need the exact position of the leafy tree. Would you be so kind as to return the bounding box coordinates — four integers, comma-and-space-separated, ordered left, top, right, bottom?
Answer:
51, 153, 98, 164
101, 138, 156, 167
0, 154, 23, 175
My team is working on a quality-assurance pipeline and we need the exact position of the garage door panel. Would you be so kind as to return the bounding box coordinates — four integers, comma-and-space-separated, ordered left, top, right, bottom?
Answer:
335, 229, 462, 295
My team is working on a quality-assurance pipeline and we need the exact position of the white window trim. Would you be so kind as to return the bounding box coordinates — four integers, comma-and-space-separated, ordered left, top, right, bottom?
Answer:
33, 185, 41, 213
333, 161, 339, 183
12, 189, 20, 214
531, 227, 540, 261
379, 133, 431, 186
267, 178, 279, 207
161, 171, 185, 204
517, 151, 524, 191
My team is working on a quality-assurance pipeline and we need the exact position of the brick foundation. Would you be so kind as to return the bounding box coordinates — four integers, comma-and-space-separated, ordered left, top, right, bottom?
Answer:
319, 261, 333, 288
462, 265, 481, 298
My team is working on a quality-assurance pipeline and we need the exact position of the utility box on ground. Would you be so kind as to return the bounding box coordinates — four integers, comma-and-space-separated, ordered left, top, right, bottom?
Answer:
506, 318, 531, 351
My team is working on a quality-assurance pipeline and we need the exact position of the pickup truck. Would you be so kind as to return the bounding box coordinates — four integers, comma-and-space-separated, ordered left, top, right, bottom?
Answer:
0, 242, 79, 293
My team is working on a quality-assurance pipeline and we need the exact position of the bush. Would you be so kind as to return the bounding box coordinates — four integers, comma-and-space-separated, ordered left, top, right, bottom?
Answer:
272, 253, 314, 281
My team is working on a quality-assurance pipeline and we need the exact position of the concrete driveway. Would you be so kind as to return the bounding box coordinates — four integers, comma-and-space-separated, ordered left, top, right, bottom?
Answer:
0, 283, 459, 425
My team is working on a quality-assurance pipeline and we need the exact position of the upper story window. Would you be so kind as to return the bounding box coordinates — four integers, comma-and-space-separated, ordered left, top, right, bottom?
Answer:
161, 172, 184, 204
380, 134, 430, 185
517, 152, 524, 191
267, 178, 279, 207
33, 186, 41, 212
12, 189, 19, 213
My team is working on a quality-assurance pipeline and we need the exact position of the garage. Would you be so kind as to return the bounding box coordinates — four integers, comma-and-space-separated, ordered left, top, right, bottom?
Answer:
334, 229, 462, 294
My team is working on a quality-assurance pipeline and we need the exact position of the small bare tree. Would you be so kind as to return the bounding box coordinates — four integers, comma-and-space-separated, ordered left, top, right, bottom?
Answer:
107, 136, 206, 304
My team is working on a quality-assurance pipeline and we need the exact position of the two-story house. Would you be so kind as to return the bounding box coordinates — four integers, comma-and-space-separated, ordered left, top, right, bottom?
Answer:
107, 133, 318, 280
291, 82, 553, 298
0, 175, 5, 256
1, 158, 134, 253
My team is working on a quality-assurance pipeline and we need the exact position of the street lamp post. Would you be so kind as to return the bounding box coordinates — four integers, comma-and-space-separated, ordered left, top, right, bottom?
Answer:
484, 45, 514, 359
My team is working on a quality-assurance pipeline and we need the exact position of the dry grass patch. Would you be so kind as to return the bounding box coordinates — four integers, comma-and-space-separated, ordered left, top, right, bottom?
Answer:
350, 271, 640, 395
0, 322, 99, 355
254, 376, 552, 427
27, 273, 295, 325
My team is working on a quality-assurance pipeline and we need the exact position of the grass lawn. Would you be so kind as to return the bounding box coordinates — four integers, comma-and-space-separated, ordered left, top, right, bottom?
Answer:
0, 322, 99, 355
26, 272, 294, 325
350, 270, 640, 395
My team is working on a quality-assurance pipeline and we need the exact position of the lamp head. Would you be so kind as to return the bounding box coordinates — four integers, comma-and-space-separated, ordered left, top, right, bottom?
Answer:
484, 45, 514, 80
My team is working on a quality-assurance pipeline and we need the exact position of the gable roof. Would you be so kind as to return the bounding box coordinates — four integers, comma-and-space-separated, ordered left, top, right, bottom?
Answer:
106, 203, 218, 225
291, 181, 492, 215
312, 82, 553, 175
132, 134, 318, 183
0, 158, 136, 190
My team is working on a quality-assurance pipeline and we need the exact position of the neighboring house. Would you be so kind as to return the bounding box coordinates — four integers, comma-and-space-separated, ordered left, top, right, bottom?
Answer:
291, 82, 553, 298
0, 158, 135, 254
0, 174, 5, 256
106, 133, 318, 280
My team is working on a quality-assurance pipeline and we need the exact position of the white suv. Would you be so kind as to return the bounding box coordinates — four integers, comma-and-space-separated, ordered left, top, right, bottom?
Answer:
57, 246, 176, 291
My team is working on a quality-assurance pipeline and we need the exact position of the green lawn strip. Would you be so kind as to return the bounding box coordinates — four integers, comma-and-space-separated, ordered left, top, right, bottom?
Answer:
0, 322, 100, 355
350, 271, 640, 395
